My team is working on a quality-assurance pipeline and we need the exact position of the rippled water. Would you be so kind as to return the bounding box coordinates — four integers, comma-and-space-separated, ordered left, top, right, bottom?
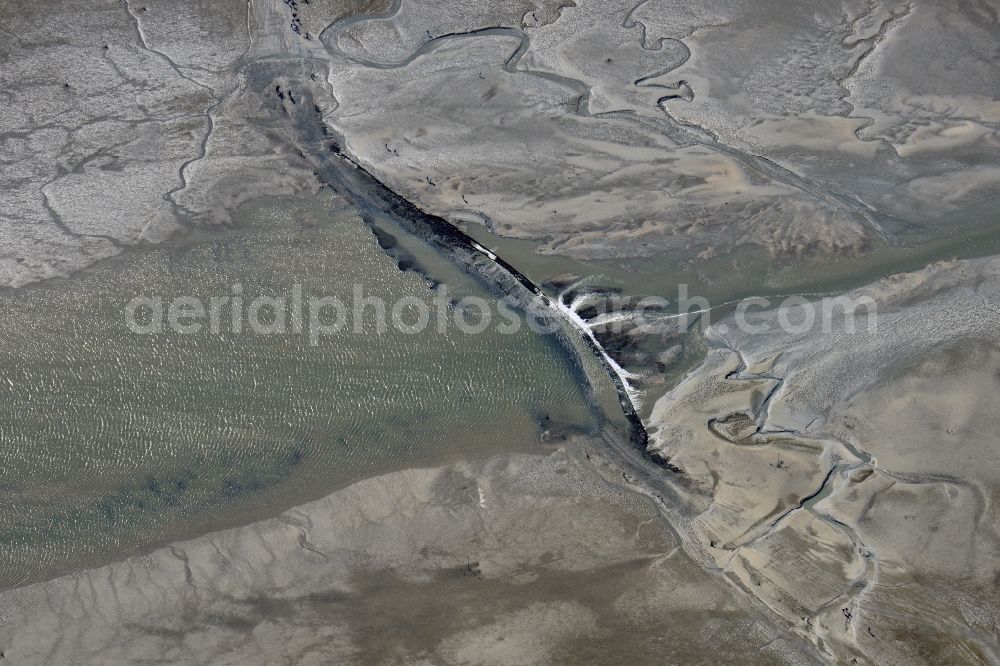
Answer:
0, 193, 598, 587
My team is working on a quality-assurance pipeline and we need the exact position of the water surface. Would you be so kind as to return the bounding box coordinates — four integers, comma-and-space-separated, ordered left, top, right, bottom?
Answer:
0, 193, 598, 587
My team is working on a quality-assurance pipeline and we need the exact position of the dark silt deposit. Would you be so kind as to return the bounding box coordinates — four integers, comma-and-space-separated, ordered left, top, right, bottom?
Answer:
265, 71, 651, 453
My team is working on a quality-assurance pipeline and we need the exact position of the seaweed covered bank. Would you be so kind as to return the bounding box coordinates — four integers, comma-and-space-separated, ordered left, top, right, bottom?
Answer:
267, 69, 651, 454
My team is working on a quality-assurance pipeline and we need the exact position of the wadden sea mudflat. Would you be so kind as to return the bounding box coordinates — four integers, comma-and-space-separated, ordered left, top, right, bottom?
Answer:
1, 0, 999, 663
0, 192, 601, 588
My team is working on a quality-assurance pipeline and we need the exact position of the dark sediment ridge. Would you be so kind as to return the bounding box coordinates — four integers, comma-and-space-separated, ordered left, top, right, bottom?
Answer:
263, 70, 651, 457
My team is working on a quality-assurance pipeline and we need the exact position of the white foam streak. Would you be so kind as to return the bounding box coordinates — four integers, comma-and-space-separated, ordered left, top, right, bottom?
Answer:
555, 287, 642, 399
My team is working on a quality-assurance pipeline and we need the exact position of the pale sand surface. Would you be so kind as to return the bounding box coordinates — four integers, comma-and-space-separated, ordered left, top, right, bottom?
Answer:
0, 448, 814, 665
646, 255, 1000, 663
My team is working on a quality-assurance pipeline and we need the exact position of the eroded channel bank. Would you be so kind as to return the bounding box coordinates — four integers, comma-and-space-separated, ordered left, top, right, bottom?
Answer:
261, 65, 654, 457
